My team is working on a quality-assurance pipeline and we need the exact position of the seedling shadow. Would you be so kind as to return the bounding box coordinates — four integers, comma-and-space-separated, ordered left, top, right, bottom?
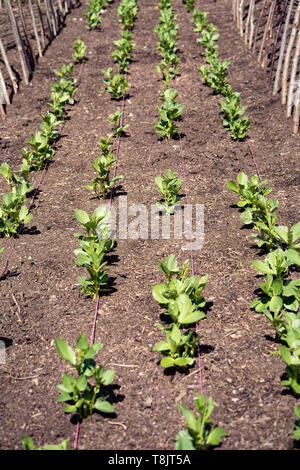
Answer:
0, 270, 19, 281
0, 337, 13, 348
99, 276, 118, 298
19, 225, 41, 236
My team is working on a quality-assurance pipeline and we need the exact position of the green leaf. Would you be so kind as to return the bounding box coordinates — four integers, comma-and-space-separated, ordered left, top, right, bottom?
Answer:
178, 403, 198, 433
279, 345, 291, 365
76, 374, 88, 392
206, 427, 227, 446
75, 209, 90, 225
269, 295, 283, 314
286, 249, 300, 267
76, 333, 89, 350
63, 405, 77, 414
160, 356, 175, 368
93, 399, 115, 413
102, 369, 115, 385
152, 284, 169, 304
62, 374, 76, 392
175, 430, 195, 450
153, 341, 170, 352
55, 337, 76, 366
21, 436, 35, 450
252, 260, 274, 275
274, 225, 288, 244
226, 180, 239, 193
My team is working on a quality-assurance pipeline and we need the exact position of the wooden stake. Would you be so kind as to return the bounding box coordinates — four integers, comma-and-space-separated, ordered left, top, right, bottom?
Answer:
293, 81, 300, 133
0, 38, 18, 94
287, 28, 300, 117
4, 0, 30, 85
17, 0, 36, 66
28, 0, 43, 58
239, 0, 245, 37
272, 0, 293, 95
0, 66, 9, 105
43, 0, 54, 40
253, 0, 268, 53
48, 0, 57, 36
282, 2, 300, 105
249, 0, 255, 49
36, 0, 46, 50
258, 0, 276, 66
232, 0, 237, 22
269, 0, 289, 84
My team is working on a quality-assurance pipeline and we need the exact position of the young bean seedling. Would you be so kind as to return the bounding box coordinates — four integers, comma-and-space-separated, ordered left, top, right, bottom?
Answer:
72, 39, 87, 63
22, 436, 69, 450
56, 333, 115, 419
155, 170, 183, 214
175, 394, 226, 450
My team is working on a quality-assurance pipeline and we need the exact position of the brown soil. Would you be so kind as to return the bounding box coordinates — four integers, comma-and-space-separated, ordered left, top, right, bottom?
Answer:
0, 0, 299, 451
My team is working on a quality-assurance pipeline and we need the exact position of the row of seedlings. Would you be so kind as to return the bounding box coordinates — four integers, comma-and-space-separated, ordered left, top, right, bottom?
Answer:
22, 0, 119, 449
227, 171, 300, 442
186, 0, 300, 446
0, 44, 83, 274
47, 0, 140, 450
191, 8, 250, 142
190, 3, 300, 445
152, 0, 226, 450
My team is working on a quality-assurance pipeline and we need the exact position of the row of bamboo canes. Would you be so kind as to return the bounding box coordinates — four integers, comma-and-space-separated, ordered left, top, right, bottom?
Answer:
232, 0, 300, 133
0, 0, 79, 117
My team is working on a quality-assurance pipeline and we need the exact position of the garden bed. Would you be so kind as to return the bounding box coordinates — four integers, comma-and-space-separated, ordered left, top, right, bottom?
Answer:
0, 0, 299, 450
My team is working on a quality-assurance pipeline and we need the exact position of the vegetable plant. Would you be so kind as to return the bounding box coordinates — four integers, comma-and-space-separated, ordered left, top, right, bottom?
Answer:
72, 39, 87, 63
152, 255, 208, 369
22, 436, 69, 450
175, 394, 226, 450
153, 322, 198, 368
182, 0, 194, 12
101, 67, 130, 100
109, 109, 129, 138
294, 406, 300, 440
251, 248, 300, 332
117, 0, 138, 29
155, 88, 184, 140
85, 149, 123, 199
199, 57, 231, 96
154, 170, 183, 214
74, 207, 113, 298
0, 184, 32, 237
220, 92, 250, 141
55, 334, 115, 419
193, 9, 207, 32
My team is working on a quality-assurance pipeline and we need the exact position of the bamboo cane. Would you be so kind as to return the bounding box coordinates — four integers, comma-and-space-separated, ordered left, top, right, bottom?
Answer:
239, 0, 245, 37
36, 0, 46, 50
17, 0, 36, 66
287, 28, 300, 117
0, 38, 18, 94
245, 0, 253, 45
249, 0, 255, 49
293, 81, 300, 133
233, 0, 237, 22
282, 2, 300, 104
0, 66, 10, 106
258, 0, 276, 66
43, 0, 54, 39
48, 0, 57, 36
28, 0, 43, 58
269, 0, 289, 85
253, 0, 268, 53
4, 0, 30, 85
